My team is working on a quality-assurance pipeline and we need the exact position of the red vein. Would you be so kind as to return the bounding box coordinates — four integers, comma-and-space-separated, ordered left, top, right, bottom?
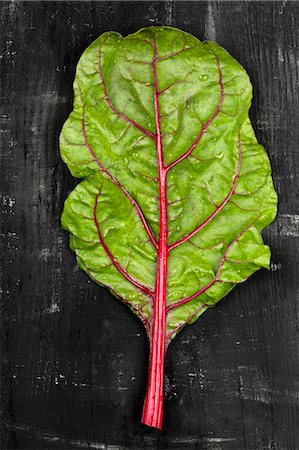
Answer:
93, 190, 154, 297
169, 134, 242, 251
158, 79, 185, 95
82, 115, 158, 250
98, 47, 155, 139
157, 39, 190, 61
166, 303, 207, 342
166, 218, 258, 313
165, 52, 224, 172
158, 48, 187, 61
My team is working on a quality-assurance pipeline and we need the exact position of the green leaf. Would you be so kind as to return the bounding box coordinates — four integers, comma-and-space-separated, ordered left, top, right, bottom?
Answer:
60, 26, 277, 429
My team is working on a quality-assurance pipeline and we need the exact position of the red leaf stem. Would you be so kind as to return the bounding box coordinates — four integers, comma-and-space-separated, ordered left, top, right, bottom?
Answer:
141, 34, 168, 431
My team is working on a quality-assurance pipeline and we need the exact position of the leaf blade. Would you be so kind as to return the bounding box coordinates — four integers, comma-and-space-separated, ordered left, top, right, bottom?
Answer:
61, 26, 277, 338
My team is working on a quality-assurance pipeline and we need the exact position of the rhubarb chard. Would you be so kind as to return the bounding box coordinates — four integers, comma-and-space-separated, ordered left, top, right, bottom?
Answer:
60, 26, 277, 429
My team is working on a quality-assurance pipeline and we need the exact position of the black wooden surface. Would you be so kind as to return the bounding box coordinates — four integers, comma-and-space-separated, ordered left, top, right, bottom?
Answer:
1, 1, 298, 449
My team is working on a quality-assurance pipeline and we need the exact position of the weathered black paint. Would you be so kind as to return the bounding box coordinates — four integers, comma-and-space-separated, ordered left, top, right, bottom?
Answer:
1, 1, 298, 449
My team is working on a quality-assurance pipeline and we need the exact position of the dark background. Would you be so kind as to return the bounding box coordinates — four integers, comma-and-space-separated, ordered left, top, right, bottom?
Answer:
1, 1, 298, 449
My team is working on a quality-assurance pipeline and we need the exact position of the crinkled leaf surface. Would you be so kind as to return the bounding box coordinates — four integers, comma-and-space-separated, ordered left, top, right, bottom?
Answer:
61, 26, 277, 342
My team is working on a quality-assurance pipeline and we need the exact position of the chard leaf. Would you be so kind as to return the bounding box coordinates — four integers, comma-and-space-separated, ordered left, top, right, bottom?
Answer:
60, 26, 277, 430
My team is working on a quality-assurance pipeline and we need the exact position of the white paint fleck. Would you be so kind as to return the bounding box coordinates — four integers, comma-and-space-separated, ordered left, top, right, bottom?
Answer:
279, 1, 287, 15
237, 365, 298, 404
205, 2, 217, 41
13, 424, 124, 449
39, 248, 51, 261
7, 231, 17, 238
165, 0, 174, 26
8, 1, 17, 15
2, 195, 15, 207
9, 138, 17, 147
279, 214, 299, 237
269, 213, 299, 237
270, 262, 282, 272
46, 302, 60, 314
277, 47, 284, 62
117, 386, 128, 392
